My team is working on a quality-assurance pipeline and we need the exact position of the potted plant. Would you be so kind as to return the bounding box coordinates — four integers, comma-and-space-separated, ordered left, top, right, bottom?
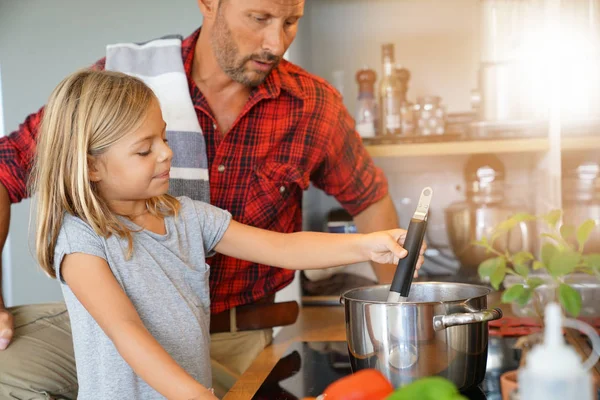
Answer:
475, 209, 599, 318
474, 209, 600, 399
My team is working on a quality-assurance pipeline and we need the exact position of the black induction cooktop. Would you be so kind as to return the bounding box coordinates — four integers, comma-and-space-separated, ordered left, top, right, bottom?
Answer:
252, 337, 521, 400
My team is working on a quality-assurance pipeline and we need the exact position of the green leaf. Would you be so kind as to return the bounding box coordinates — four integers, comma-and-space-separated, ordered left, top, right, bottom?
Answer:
541, 243, 559, 266
496, 219, 518, 233
585, 254, 600, 270
559, 283, 582, 317
541, 233, 563, 244
577, 219, 597, 252
548, 251, 581, 278
516, 287, 534, 307
490, 259, 507, 290
503, 284, 534, 307
478, 257, 501, 279
479, 257, 507, 290
526, 277, 545, 289
502, 284, 526, 302
514, 263, 530, 278
543, 209, 562, 228
513, 251, 534, 266
560, 224, 576, 242
532, 261, 545, 270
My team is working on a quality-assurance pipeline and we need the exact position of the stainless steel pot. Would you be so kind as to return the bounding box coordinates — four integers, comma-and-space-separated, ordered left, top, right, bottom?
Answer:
341, 282, 502, 390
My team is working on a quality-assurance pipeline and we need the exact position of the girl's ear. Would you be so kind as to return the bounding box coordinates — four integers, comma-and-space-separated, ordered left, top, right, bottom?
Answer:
88, 155, 102, 182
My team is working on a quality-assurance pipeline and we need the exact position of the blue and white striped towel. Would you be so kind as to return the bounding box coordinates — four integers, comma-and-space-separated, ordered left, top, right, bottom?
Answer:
105, 35, 210, 204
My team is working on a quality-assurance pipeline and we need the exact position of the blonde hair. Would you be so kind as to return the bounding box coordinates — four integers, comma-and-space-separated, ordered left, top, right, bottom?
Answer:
30, 69, 180, 278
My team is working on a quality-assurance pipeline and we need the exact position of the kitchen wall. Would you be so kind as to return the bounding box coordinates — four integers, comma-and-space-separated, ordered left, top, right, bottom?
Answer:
300, 0, 482, 115
0, 0, 203, 306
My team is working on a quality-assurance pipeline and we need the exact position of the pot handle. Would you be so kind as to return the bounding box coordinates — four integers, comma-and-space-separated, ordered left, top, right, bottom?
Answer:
433, 308, 503, 331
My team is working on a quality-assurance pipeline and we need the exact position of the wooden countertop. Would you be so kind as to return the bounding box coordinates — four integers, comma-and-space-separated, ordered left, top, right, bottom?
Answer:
223, 305, 346, 400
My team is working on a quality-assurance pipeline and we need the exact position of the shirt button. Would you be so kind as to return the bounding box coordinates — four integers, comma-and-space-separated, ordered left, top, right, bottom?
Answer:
279, 185, 286, 193
217, 164, 226, 172
213, 123, 217, 130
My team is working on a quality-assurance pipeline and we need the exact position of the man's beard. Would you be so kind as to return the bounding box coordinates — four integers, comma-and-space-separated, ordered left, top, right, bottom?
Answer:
210, 12, 281, 87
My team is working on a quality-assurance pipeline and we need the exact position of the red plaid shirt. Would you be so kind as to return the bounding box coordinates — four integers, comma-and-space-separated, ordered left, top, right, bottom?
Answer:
0, 28, 388, 314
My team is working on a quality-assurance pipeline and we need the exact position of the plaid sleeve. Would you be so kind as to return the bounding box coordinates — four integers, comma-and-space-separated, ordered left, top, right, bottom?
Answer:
0, 108, 43, 203
0, 58, 106, 204
311, 101, 389, 216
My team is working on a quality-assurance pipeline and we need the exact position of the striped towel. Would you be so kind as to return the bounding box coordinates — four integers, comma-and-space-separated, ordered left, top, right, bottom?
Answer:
105, 35, 210, 204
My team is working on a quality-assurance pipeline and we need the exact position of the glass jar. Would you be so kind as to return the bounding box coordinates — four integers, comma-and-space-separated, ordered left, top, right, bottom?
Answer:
414, 96, 446, 136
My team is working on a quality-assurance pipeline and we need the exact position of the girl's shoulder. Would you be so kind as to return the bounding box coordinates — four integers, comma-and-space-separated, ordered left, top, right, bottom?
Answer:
60, 213, 101, 238
175, 196, 231, 220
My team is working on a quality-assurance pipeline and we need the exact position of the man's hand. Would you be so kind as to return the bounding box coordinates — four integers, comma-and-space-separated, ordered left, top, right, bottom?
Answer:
0, 307, 14, 350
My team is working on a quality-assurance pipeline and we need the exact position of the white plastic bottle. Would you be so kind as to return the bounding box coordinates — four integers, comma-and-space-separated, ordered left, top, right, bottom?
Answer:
518, 302, 600, 400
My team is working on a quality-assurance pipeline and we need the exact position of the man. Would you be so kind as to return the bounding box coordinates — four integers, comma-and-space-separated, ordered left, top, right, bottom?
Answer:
0, 0, 419, 398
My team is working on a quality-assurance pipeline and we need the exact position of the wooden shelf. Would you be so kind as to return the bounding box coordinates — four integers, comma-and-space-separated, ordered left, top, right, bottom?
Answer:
365, 138, 549, 158
561, 136, 600, 151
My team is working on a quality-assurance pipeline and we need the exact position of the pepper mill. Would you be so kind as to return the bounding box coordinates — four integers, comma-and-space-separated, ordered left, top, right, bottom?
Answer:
355, 68, 378, 138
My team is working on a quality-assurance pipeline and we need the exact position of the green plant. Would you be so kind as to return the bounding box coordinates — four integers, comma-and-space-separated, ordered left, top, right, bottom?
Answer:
474, 209, 600, 317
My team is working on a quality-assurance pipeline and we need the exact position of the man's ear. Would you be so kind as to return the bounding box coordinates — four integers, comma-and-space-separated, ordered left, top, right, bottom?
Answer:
197, 0, 219, 20
88, 155, 102, 182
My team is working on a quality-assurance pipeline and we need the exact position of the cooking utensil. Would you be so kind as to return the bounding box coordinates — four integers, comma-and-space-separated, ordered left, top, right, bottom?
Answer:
387, 187, 432, 303
445, 154, 532, 273
341, 282, 503, 390
445, 205, 532, 270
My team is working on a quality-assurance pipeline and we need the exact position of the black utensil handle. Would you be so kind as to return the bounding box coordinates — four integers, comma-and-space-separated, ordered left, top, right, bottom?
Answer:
389, 217, 427, 297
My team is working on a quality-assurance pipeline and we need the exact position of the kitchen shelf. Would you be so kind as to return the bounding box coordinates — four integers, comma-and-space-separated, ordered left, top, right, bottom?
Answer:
365, 137, 549, 158
561, 136, 600, 151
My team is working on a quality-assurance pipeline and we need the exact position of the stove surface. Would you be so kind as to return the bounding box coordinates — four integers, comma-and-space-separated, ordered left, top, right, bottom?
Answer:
252, 337, 520, 400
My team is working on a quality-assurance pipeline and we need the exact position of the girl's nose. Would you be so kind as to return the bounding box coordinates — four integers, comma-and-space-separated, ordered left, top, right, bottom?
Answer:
158, 140, 173, 163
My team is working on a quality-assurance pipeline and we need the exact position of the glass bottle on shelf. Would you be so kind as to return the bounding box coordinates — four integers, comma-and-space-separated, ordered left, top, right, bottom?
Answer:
378, 44, 403, 136
396, 66, 415, 136
355, 67, 377, 138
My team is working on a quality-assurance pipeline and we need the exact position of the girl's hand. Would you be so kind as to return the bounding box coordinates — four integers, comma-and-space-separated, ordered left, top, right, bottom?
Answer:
363, 229, 426, 272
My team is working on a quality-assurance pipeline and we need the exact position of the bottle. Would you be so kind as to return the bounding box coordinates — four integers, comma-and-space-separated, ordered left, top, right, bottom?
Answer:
378, 44, 403, 136
355, 68, 377, 138
396, 66, 415, 136
518, 302, 600, 400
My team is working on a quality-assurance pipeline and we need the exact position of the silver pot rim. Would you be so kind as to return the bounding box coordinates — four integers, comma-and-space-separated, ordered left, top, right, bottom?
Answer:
340, 282, 493, 305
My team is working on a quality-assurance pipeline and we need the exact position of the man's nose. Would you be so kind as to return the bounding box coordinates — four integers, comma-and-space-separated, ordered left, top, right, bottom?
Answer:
262, 23, 286, 58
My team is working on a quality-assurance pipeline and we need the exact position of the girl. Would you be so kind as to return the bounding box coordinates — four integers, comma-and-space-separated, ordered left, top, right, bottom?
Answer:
30, 70, 419, 400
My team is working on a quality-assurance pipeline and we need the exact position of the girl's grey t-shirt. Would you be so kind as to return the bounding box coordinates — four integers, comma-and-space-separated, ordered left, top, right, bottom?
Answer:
53, 196, 231, 400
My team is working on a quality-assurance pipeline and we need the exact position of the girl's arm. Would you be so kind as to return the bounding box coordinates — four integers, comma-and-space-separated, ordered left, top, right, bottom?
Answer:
214, 220, 414, 270
61, 253, 216, 400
